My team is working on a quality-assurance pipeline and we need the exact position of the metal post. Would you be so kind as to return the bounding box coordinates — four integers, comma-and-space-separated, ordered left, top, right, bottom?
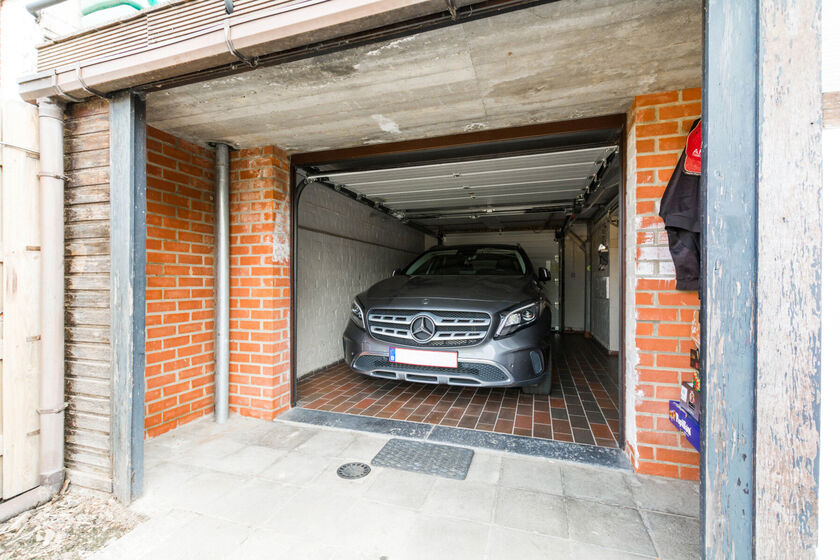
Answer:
214, 144, 231, 423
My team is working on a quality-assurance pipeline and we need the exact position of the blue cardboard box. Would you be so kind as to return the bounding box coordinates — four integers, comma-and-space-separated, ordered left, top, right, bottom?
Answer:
669, 400, 700, 452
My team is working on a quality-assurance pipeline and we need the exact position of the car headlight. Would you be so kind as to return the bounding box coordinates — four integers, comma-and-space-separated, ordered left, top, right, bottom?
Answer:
350, 299, 365, 329
495, 302, 539, 338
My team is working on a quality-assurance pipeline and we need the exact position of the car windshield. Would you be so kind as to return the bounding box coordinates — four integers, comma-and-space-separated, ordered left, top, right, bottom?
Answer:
405, 248, 527, 276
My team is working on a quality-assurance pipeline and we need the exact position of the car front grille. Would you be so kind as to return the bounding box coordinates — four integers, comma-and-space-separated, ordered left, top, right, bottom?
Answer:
367, 308, 492, 348
353, 355, 509, 384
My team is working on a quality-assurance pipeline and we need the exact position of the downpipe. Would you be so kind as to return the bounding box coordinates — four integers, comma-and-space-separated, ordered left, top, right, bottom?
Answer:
213, 143, 231, 423
38, 97, 66, 492
0, 98, 66, 522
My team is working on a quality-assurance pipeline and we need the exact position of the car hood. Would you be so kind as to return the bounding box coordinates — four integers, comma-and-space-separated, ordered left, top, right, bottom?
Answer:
360, 275, 537, 312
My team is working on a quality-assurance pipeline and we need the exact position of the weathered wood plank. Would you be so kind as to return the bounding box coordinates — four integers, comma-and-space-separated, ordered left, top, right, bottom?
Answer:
66, 411, 110, 434
66, 359, 111, 381
825, 91, 840, 128
109, 91, 146, 503
64, 430, 110, 452
63, 468, 112, 493
67, 168, 109, 188
67, 254, 110, 274
64, 448, 110, 470
66, 325, 110, 344
66, 306, 110, 327
66, 220, 110, 241
66, 148, 110, 171
702, 1, 758, 556
66, 203, 110, 223
67, 394, 110, 416
66, 274, 110, 291
66, 185, 110, 206
754, 1, 821, 555
66, 290, 111, 309
66, 377, 111, 398
66, 239, 110, 257
65, 343, 110, 362
65, 132, 110, 154
65, 114, 109, 136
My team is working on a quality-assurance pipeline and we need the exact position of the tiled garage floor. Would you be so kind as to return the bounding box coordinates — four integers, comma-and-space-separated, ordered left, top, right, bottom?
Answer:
91, 416, 700, 560
297, 335, 620, 448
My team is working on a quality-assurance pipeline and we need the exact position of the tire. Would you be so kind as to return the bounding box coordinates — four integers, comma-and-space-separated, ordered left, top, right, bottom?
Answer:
522, 355, 552, 395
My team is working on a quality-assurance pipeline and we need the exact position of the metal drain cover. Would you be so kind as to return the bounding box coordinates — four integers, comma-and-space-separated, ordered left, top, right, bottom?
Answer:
372, 439, 474, 480
337, 462, 371, 479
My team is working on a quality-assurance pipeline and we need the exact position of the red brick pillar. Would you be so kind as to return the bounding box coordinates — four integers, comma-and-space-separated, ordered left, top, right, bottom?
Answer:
625, 89, 702, 480
228, 146, 292, 419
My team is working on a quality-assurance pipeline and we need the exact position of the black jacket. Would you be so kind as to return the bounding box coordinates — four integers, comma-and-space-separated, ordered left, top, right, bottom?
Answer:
659, 119, 701, 291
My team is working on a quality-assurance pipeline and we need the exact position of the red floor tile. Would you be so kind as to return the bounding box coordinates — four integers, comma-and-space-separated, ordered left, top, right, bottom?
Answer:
296, 334, 621, 448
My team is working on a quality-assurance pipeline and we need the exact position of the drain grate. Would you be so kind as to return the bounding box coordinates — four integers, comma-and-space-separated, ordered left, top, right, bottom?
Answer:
337, 462, 371, 479
372, 439, 474, 480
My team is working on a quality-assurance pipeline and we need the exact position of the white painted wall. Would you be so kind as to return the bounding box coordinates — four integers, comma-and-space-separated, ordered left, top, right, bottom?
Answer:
562, 223, 588, 331
589, 212, 620, 352
296, 185, 427, 376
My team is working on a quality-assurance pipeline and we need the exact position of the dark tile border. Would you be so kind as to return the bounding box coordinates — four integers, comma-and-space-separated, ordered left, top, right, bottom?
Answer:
428, 425, 630, 470
281, 408, 432, 439
280, 408, 631, 470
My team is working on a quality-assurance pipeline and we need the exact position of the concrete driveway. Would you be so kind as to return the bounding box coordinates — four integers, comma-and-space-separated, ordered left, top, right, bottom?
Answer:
91, 416, 699, 559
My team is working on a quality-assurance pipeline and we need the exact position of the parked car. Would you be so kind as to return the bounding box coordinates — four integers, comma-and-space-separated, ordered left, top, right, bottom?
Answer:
342, 244, 553, 394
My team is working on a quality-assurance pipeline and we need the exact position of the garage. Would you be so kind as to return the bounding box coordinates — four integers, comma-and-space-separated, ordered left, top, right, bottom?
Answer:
292, 124, 624, 450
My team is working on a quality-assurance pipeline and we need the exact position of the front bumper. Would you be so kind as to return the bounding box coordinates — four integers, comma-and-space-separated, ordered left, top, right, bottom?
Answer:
342, 321, 550, 388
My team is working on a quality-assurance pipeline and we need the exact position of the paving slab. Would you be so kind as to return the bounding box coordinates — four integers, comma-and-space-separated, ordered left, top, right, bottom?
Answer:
401, 514, 489, 560
566, 497, 657, 557
494, 487, 569, 538
486, 527, 573, 560
498, 455, 564, 496
202, 444, 288, 476
422, 478, 498, 523
628, 474, 701, 518
560, 462, 636, 507
642, 510, 701, 560
364, 468, 435, 509
259, 451, 333, 485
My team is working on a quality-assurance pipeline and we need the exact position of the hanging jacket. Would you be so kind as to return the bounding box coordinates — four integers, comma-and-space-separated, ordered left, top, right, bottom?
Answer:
659, 119, 701, 291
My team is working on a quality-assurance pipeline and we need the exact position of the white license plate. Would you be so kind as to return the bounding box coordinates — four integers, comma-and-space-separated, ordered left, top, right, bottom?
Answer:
389, 347, 458, 369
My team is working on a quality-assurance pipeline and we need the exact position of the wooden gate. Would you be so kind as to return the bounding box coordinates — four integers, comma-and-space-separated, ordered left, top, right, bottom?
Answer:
0, 100, 42, 499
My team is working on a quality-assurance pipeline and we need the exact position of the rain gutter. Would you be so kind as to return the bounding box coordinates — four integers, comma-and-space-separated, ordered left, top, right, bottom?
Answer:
17, 0, 472, 102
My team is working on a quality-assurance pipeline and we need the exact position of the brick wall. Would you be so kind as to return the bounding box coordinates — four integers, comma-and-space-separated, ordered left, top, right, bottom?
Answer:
229, 146, 292, 420
145, 127, 216, 438
626, 88, 702, 480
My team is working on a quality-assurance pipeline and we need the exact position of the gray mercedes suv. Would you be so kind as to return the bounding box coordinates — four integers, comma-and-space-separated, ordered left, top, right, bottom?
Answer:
342, 244, 553, 394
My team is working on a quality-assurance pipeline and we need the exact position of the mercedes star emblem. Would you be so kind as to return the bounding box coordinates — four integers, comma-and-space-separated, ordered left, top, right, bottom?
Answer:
410, 315, 435, 343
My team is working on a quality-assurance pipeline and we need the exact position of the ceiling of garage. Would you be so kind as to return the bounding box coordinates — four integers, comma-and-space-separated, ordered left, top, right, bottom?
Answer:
304, 143, 621, 233
146, 0, 702, 152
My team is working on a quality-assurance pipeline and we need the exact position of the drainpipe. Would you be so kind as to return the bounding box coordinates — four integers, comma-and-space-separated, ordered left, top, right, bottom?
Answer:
213, 143, 230, 423
38, 97, 66, 491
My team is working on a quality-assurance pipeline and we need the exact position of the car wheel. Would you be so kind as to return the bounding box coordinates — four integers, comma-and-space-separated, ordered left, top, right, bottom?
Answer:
522, 355, 552, 395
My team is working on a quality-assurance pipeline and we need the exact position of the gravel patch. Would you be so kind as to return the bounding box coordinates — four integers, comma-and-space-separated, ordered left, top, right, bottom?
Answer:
0, 482, 145, 560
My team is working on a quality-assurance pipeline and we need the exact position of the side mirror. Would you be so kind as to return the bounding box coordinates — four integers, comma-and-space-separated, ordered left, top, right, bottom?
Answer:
538, 267, 551, 282
392, 268, 403, 277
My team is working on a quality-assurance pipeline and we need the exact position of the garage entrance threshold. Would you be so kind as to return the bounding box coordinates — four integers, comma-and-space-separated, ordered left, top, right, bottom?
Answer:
279, 408, 631, 470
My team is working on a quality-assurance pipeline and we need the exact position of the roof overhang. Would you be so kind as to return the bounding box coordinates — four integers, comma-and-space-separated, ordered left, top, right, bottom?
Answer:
17, 0, 523, 102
